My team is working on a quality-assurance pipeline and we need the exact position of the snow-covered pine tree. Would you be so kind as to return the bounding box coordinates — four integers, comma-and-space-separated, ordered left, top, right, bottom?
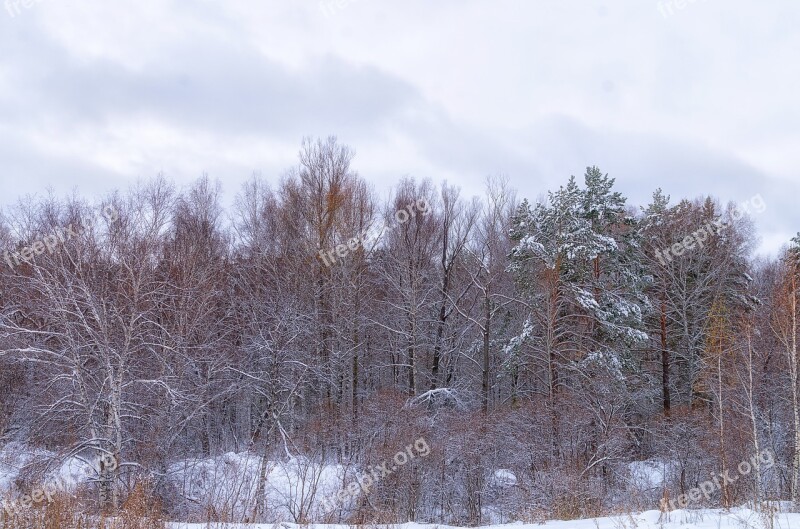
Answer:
510, 167, 648, 380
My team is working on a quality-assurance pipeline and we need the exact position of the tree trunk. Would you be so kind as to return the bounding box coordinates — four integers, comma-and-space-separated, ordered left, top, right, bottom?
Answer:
431, 288, 448, 391
718, 354, 730, 508
482, 293, 490, 414
661, 295, 671, 417
746, 329, 762, 508
407, 309, 417, 396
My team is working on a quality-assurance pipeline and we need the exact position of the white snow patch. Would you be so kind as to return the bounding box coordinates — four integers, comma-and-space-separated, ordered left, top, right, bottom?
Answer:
627, 460, 668, 490
168, 452, 352, 521
0, 443, 105, 495
490, 469, 517, 487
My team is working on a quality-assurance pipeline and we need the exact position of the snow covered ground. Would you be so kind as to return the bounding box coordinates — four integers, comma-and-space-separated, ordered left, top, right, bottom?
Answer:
5, 443, 800, 528
169, 507, 800, 529
0, 441, 110, 494
168, 451, 351, 521
2, 443, 352, 520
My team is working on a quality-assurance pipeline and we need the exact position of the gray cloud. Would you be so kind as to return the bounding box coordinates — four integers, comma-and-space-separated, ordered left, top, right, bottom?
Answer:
0, 0, 796, 256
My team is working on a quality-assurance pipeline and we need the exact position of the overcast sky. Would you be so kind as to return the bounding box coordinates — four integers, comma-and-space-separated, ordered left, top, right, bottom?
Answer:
1, 0, 797, 256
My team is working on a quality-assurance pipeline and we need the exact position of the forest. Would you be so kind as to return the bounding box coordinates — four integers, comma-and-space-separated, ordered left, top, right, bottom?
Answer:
0, 136, 797, 526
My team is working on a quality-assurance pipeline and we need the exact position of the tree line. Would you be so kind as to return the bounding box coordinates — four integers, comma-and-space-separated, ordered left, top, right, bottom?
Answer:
0, 136, 798, 524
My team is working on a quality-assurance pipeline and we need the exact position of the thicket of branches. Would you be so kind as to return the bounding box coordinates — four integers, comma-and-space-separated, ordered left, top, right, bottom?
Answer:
1, 136, 798, 524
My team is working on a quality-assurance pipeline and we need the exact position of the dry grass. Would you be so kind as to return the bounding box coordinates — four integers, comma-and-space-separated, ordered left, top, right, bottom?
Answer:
0, 482, 165, 529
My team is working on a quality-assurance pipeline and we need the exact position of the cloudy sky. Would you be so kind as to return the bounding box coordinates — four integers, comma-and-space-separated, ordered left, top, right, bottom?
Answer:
1, 0, 797, 256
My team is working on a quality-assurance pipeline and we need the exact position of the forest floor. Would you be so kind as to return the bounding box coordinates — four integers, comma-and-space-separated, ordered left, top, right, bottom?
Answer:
170, 507, 800, 529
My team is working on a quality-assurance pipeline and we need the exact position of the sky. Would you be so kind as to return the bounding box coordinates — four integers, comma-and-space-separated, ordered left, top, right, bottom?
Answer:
0, 0, 797, 257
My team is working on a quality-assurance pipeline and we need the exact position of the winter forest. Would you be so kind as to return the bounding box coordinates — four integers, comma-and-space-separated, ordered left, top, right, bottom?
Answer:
1, 136, 799, 527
